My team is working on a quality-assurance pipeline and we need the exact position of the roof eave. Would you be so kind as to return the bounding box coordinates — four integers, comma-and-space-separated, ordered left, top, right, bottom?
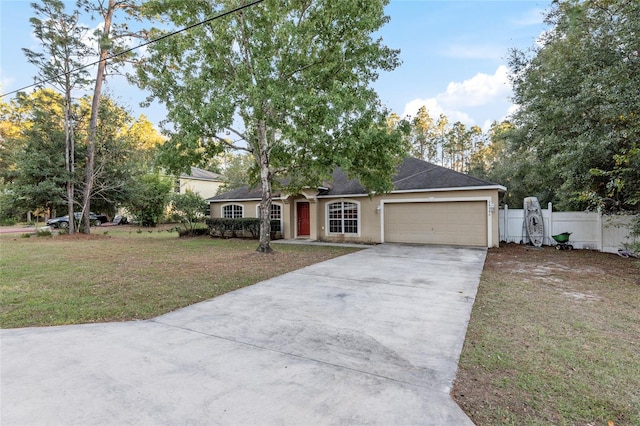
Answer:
208, 196, 283, 203
390, 185, 507, 194
316, 184, 507, 199
181, 177, 223, 182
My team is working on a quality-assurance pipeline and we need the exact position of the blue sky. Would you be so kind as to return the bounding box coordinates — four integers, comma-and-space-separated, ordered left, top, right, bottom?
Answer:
1, 0, 550, 131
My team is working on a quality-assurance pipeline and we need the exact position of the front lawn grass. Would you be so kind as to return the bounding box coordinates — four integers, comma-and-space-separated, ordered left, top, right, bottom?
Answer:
0, 229, 359, 328
453, 244, 640, 425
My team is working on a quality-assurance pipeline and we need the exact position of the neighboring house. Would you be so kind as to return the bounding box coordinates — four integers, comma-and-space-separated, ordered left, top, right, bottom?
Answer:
178, 167, 224, 199
207, 157, 506, 247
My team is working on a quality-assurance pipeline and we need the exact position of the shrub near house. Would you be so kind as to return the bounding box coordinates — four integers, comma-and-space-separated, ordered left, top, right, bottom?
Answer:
207, 218, 282, 240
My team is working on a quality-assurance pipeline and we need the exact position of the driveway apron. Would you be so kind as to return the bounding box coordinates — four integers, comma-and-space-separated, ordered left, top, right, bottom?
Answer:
1, 244, 486, 425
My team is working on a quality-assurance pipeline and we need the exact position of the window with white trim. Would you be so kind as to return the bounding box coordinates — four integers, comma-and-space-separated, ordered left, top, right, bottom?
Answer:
257, 204, 282, 233
328, 201, 359, 234
222, 204, 243, 218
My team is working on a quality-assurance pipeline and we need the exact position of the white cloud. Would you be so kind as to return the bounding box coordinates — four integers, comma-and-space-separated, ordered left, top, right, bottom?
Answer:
439, 65, 511, 107
82, 23, 103, 47
401, 66, 513, 126
480, 119, 495, 132
511, 8, 545, 27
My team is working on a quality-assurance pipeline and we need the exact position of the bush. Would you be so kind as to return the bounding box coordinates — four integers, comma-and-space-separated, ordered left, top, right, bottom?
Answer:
206, 218, 281, 239
169, 192, 207, 236
124, 174, 172, 227
178, 227, 209, 237
626, 215, 640, 254
1, 218, 18, 226
0, 190, 21, 225
36, 229, 52, 237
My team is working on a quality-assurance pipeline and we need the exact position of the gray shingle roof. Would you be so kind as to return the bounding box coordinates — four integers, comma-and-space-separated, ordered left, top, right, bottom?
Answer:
180, 167, 223, 181
207, 157, 503, 201
391, 157, 500, 191
209, 185, 268, 201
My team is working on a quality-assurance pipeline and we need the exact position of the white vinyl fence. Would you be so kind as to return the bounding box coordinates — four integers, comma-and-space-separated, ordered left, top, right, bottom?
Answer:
499, 203, 637, 253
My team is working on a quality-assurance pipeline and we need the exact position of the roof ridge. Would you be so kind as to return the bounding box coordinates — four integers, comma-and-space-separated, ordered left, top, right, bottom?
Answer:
392, 164, 439, 185
396, 158, 497, 186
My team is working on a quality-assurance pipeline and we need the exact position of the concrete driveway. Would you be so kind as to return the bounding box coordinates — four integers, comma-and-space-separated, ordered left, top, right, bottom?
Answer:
1, 244, 485, 425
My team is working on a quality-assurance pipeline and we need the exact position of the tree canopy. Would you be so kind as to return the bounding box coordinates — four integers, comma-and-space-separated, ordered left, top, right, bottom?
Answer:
0, 88, 165, 221
10, 90, 68, 215
217, 153, 256, 194
137, 0, 408, 251
503, 0, 640, 212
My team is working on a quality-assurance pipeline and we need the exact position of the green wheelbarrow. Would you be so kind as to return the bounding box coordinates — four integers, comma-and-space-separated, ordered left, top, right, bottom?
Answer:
552, 232, 573, 250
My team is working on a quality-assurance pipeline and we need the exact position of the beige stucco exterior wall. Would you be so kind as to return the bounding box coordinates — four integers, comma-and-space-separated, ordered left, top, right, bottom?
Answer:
210, 200, 261, 219
180, 178, 223, 199
210, 187, 502, 247
316, 188, 501, 247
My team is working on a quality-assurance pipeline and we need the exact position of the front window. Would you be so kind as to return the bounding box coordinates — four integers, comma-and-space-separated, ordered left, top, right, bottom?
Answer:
222, 204, 243, 218
269, 204, 282, 232
258, 204, 282, 233
328, 201, 358, 234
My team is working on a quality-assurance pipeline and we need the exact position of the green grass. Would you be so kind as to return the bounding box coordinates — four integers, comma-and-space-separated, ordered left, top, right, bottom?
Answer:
453, 245, 640, 425
0, 229, 359, 328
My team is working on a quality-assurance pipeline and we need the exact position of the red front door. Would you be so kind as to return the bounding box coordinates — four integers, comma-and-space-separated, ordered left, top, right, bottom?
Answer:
297, 202, 310, 236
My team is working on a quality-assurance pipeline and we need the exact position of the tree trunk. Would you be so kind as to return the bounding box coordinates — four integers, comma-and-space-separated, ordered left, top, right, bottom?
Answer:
64, 73, 75, 235
81, 0, 114, 233
66, 175, 74, 233
256, 119, 273, 253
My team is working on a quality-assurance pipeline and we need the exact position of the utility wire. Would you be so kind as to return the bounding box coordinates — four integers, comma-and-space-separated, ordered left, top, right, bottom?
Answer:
1, 0, 265, 98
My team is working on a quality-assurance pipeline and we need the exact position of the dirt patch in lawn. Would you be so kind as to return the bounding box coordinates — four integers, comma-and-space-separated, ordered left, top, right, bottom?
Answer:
453, 243, 640, 425
56, 233, 111, 241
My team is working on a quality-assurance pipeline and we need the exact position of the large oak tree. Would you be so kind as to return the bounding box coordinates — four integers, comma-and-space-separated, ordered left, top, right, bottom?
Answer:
136, 0, 408, 252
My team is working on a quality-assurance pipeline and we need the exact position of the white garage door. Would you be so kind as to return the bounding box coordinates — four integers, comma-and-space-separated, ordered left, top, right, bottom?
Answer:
383, 201, 487, 246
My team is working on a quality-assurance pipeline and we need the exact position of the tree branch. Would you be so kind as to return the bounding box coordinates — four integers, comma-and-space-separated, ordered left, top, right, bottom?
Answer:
237, 11, 258, 87
210, 134, 251, 153
226, 126, 248, 142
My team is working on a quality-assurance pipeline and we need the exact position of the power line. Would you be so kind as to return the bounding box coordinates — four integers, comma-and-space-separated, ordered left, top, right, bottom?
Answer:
1, 0, 265, 98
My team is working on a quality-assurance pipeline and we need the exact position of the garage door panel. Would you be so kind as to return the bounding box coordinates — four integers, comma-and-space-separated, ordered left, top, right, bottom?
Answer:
384, 201, 487, 246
